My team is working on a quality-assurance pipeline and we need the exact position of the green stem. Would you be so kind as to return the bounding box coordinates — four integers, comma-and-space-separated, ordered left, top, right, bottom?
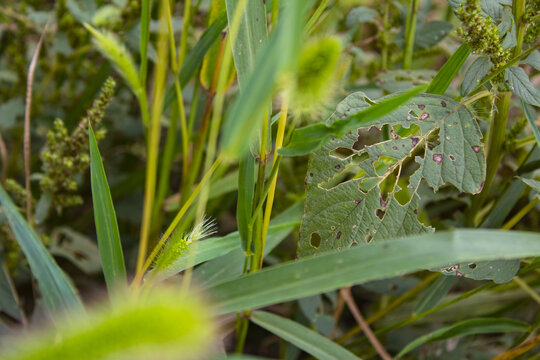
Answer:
501, 197, 540, 230
468, 0, 528, 224
139, 0, 152, 87
305, 0, 330, 33
136, 1, 169, 276
403, 0, 419, 69
178, 0, 192, 68
381, 1, 390, 70
270, 0, 280, 29
513, 276, 540, 305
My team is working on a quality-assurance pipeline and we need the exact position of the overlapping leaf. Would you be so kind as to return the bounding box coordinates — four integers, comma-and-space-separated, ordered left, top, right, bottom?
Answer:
299, 92, 485, 256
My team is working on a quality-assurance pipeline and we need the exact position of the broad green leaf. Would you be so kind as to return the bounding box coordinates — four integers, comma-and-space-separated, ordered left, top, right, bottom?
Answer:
163, 12, 228, 111
209, 229, 540, 314
0, 185, 83, 315
523, 101, 540, 147
426, 43, 470, 95
414, 275, 458, 315
48, 227, 102, 274
518, 177, 540, 197
195, 202, 302, 287
221, 0, 307, 157
89, 126, 126, 291
461, 56, 491, 96
524, 50, 540, 70
396, 318, 529, 358
280, 85, 427, 157
298, 93, 484, 256
0, 288, 215, 360
505, 66, 540, 106
376, 69, 436, 93
416, 22, 452, 50
440, 259, 520, 283
346, 6, 378, 27
251, 311, 360, 360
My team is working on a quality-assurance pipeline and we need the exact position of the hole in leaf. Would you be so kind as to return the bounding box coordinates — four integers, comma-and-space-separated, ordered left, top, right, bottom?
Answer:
468, 263, 477, 269
365, 234, 373, 243
330, 147, 355, 159
389, 284, 398, 291
375, 209, 386, 220
449, 154, 456, 161
310, 233, 322, 248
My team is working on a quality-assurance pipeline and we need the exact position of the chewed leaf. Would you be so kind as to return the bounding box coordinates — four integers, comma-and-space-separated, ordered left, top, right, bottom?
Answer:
299, 92, 485, 257
376, 69, 437, 93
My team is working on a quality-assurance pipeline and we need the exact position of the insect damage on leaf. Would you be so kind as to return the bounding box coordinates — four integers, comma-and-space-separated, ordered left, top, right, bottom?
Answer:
299, 92, 486, 257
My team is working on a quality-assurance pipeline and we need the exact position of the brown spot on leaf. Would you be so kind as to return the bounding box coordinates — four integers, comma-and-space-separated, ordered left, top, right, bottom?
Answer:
355, 200, 361, 205
441, 101, 447, 107
418, 104, 425, 110
412, 137, 420, 146
336, 231, 342, 239
334, 164, 341, 169
392, 146, 398, 150
420, 112, 430, 120
472, 145, 481, 153
449, 154, 456, 161
433, 154, 443, 164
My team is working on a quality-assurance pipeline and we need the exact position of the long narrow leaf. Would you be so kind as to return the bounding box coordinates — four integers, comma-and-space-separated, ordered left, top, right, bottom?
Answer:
426, 43, 470, 95
414, 276, 458, 315
396, 318, 529, 358
0, 185, 83, 315
221, 0, 307, 157
251, 311, 360, 360
89, 125, 126, 291
209, 230, 540, 314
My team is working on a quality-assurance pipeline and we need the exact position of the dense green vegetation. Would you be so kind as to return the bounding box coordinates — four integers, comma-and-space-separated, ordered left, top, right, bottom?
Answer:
0, 0, 539, 358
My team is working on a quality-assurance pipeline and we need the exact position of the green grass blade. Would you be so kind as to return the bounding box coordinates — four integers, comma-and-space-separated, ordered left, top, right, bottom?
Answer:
237, 154, 255, 252
0, 185, 83, 315
225, 0, 268, 86
426, 43, 470, 95
225, 0, 268, 252
414, 276, 458, 315
89, 126, 127, 291
396, 318, 529, 358
221, 0, 307, 158
209, 230, 540, 314
251, 311, 360, 360
280, 85, 427, 156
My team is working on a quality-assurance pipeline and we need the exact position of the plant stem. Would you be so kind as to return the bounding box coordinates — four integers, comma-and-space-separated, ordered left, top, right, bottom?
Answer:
178, 0, 192, 68
270, 0, 280, 29
468, 0, 527, 224
339, 272, 439, 343
0, 132, 7, 183
257, 94, 289, 269
403, 0, 419, 69
381, 1, 390, 70
305, 0, 330, 34
501, 198, 540, 230
153, 0, 189, 232
23, 21, 47, 225
136, 2, 170, 275
140, 0, 152, 87
341, 287, 392, 360
512, 276, 540, 305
